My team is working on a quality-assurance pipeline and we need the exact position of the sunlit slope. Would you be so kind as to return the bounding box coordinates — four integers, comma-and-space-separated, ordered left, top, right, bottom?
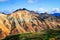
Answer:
0, 13, 11, 39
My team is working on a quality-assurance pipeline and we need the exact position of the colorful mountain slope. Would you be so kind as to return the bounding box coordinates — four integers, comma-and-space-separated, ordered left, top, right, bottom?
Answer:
0, 9, 60, 39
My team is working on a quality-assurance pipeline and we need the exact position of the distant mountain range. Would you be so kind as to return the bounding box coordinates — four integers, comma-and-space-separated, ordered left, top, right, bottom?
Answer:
51, 13, 60, 16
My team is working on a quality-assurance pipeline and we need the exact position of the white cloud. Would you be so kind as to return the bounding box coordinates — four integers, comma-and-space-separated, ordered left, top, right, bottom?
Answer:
38, 8, 48, 13
28, 0, 38, 3
0, 0, 9, 2
52, 8, 60, 13
28, 0, 33, 3
38, 8, 60, 13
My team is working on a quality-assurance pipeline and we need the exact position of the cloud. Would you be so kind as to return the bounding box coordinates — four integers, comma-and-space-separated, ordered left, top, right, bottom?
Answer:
52, 8, 60, 13
38, 8, 48, 13
28, 0, 38, 3
0, 0, 9, 2
28, 0, 33, 3
38, 8, 60, 13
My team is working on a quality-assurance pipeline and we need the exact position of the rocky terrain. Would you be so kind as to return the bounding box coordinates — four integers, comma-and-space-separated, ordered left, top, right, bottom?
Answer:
0, 8, 60, 39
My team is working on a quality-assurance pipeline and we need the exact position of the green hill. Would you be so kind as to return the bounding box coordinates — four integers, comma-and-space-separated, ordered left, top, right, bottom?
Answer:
3, 29, 60, 40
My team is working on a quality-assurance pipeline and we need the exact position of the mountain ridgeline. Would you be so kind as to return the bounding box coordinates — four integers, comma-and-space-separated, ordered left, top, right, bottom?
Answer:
0, 8, 60, 39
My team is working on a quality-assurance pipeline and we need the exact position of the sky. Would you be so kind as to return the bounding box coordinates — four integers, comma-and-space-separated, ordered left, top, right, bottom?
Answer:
0, 0, 60, 13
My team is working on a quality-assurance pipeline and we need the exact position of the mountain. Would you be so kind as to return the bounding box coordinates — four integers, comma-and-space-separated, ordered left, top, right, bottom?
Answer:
0, 8, 60, 39
51, 13, 60, 16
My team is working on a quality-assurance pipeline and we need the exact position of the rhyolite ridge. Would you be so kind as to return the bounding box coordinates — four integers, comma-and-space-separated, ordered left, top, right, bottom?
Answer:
0, 8, 60, 39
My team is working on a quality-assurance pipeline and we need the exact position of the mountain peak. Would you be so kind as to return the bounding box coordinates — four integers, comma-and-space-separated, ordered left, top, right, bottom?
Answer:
13, 8, 29, 13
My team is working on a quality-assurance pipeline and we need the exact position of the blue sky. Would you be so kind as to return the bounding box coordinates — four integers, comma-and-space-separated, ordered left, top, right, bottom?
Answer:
0, 0, 60, 13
